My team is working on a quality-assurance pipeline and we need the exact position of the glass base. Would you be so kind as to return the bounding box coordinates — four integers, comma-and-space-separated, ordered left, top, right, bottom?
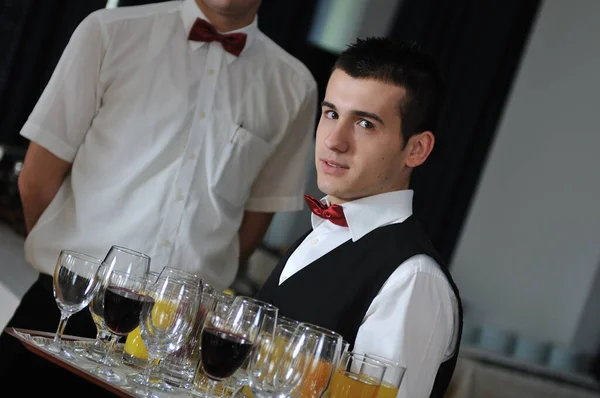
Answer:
36, 340, 77, 361
89, 365, 128, 385
126, 372, 174, 392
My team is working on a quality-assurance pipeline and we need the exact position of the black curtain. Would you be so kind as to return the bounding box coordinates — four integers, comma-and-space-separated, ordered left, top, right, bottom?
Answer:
389, 0, 542, 264
0, 0, 106, 148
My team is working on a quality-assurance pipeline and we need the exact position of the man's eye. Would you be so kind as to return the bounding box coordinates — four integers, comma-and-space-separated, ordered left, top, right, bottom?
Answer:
324, 110, 338, 119
358, 119, 374, 129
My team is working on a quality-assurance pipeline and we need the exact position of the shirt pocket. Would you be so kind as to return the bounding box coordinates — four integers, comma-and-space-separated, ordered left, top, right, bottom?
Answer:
211, 125, 275, 208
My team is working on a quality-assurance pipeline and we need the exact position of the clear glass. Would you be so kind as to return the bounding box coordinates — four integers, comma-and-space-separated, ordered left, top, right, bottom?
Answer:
294, 322, 343, 398
196, 300, 265, 398
364, 353, 406, 398
132, 271, 202, 397
246, 322, 314, 398
126, 267, 202, 390
224, 296, 279, 394
328, 352, 386, 398
39, 250, 101, 360
89, 270, 148, 384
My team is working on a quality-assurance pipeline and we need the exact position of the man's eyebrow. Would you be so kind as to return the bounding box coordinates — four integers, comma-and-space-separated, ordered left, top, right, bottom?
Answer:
321, 100, 384, 125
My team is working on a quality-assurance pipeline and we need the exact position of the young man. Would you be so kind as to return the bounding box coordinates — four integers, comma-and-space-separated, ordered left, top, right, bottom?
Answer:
257, 37, 462, 398
1, 0, 317, 391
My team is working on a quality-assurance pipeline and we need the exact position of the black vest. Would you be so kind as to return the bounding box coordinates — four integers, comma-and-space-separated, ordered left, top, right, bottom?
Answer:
257, 216, 463, 398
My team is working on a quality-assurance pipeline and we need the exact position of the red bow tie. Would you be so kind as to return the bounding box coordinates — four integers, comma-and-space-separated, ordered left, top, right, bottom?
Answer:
188, 18, 247, 57
304, 194, 348, 227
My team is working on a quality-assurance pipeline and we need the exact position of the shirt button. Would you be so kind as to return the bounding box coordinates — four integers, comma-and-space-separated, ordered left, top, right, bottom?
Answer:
189, 153, 196, 160
176, 193, 184, 201
207, 69, 215, 75
162, 240, 171, 247
199, 111, 206, 119
311, 238, 319, 245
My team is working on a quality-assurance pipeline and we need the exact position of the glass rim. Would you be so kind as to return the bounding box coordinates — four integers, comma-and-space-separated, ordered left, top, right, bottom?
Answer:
341, 351, 388, 368
107, 245, 151, 260
364, 353, 403, 369
297, 322, 343, 339
59, 250, 102, 264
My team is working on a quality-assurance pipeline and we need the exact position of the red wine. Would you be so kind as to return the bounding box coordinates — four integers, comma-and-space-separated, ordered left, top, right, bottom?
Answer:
201, 328, 253, 380
103, 286, 149, 335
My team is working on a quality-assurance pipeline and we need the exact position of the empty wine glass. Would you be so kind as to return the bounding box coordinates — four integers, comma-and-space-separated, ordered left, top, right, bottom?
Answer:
133, 270, 202, 397
89, 270, 149, 384
244, 321, 315, 398
225, 296, 279, 393
328, 352, 386, 398
39, 250, 101, 360
295, 323, 343, 398
126, 266, 201, 389
364, 353, 406, 398
76, 245, 150, 364
198, 300, 266, 397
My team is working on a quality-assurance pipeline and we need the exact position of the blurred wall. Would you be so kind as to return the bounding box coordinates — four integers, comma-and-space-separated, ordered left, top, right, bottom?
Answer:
451, 0, 600, 354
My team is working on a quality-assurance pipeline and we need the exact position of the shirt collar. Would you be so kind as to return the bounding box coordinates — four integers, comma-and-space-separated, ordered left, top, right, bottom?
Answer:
181, 0, 258, 63
310, 190, 414, 242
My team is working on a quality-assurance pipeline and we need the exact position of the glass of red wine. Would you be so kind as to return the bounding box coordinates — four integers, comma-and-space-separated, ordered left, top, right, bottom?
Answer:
90, 269, 149, 384
75, 245, 150, 364
199, 300, 265, 397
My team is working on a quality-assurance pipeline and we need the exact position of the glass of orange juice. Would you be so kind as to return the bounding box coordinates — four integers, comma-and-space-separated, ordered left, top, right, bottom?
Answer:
364, 354, 405, 398
328, 352, 386, 398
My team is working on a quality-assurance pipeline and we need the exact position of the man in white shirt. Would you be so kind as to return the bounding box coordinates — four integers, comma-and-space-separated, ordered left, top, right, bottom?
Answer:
257, 37, 462, 398
0, 0, 317, 391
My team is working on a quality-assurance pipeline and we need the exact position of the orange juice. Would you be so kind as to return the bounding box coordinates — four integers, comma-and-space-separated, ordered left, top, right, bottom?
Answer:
375, 382, 398, 398
328, 370, 380, 398
300, 360, 333, 398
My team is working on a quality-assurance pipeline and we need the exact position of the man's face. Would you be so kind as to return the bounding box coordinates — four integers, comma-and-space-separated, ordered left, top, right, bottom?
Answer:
315, 69, 412, 204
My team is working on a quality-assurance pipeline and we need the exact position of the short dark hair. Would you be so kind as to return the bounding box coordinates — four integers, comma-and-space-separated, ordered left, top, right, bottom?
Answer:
334, 37, 445, 146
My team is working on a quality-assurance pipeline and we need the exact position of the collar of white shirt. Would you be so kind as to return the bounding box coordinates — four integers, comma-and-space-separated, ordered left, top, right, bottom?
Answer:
181, 0, 258, 63
311, 190, 415, 242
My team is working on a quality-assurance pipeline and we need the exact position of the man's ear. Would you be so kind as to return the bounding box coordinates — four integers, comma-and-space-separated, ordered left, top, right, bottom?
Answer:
405, 131, 435, 168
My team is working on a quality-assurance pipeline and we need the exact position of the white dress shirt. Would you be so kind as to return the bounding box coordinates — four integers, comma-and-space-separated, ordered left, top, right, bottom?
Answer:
279, 190, 459, 398
20, 0, 318, 289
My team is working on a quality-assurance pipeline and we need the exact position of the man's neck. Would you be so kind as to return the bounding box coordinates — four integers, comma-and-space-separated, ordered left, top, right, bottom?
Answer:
194, 1, 256, 32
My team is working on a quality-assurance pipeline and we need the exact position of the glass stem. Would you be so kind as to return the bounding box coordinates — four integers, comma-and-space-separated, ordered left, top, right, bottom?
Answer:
52, 312, 70, 346
205, 378, 220, 398
142, 356, 161, 392
101, 334, 119, 366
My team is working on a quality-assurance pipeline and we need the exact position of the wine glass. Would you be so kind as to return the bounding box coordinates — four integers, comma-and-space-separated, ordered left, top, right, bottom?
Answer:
295, 322, 343, 398
77, 245, 150, 364
133, 270, 202, 397
244, 322, 315, 398
126, 266, 201, 389
89, 270, 149, 384
225, 296, 279, 393
328, 352, 386, 398
364, 353, 406, 398
39, 250, 101, 360
198, 301, 266, 397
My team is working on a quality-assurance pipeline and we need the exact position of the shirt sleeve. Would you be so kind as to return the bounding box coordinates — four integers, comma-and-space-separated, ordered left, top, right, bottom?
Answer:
245, 81, 318, 213
19, 11, 107, 162
353, 255, 457, 398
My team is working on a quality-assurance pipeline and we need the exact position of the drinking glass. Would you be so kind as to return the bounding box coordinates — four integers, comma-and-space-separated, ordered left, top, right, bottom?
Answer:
295, 323, 343, 398
198, 301, 265, 397
76, 245, 150, 364
245, 322, 314, 398
364, 354, 406, 398
158, 285, 215, 389
90, 270, 148, 384
225, 296, 279, 393
328, 352, 386, 398
39, 250, 101, 360
133, 270, 202, 397
126, 266, 202, 389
